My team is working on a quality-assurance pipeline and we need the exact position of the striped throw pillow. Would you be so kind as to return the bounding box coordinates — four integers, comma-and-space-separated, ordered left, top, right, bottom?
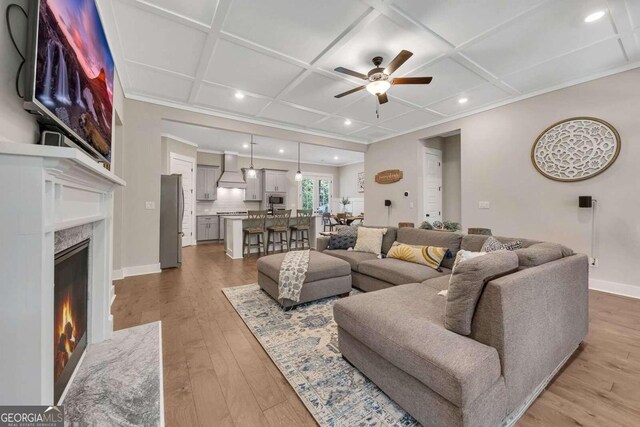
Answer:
387, 242, 448, 270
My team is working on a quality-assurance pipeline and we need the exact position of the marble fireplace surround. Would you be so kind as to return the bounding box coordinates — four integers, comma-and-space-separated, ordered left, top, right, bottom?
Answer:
0, 141, 125, 405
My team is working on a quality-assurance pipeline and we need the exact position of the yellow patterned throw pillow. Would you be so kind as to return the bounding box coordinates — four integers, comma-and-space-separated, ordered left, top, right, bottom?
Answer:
387, 242, 448, 270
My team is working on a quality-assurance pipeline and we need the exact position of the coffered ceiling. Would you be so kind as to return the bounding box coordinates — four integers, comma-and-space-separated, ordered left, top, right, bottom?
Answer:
97, 0, 640, 144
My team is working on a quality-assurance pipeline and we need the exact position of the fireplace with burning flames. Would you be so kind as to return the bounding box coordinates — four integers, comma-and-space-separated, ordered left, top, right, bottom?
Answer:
53, 240, 89, 403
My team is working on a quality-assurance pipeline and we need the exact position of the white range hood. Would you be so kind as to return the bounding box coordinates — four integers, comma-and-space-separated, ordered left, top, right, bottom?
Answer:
217, 152, 247, 189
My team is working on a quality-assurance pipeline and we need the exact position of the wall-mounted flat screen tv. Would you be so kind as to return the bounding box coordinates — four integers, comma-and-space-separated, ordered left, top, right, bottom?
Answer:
24, 0, 114, 164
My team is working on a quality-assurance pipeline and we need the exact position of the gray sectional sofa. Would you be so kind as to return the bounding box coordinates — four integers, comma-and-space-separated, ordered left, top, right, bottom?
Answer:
317, 226, 589, 427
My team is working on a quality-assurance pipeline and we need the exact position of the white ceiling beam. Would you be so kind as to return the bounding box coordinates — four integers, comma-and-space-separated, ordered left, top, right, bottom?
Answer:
187, 0, 233, 104
608, 0, 640, 61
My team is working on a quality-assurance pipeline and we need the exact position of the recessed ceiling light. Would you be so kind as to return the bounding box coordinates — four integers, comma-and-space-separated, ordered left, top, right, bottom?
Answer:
334, 156, 339, 160
242, 143, 249, 148
458, 97, 469, 104
344, 119, 352, 125
584, 10, 605, 23
279, 149, 284, 153
234, 91, 245, 99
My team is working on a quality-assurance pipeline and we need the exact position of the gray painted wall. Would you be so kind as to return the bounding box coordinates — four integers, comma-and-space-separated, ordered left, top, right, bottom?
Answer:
366, 68, 640, 289
161, 137, 198, 174
120, 99, 355, 269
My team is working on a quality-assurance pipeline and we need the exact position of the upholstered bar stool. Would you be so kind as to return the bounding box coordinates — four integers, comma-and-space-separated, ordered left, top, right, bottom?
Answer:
243, 210, 267, 257
289, 209, 312, 250
267, 209, 291, 254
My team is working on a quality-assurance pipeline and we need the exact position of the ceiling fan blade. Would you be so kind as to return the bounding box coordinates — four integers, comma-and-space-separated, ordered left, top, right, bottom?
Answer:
334, 67, 368, 80
334, 85, 366, 98
385, 50, 413, 75
392, 76, 433, 85
377, 93, 388, 104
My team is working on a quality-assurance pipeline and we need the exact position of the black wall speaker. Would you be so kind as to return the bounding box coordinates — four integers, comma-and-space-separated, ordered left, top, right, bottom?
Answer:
384, 200, 392, 207
578, 196, 593, 208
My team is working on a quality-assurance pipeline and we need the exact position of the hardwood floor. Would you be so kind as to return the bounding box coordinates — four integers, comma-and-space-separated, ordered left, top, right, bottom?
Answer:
112, 243, 640, 427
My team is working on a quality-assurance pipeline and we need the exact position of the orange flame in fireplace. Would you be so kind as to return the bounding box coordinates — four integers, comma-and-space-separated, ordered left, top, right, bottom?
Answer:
57, 293, 75, 355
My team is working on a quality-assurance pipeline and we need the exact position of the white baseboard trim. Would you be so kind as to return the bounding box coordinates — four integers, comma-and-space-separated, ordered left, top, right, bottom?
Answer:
589, 278, 640, 299
112, 269, 124, 280
121, 263, 162, 278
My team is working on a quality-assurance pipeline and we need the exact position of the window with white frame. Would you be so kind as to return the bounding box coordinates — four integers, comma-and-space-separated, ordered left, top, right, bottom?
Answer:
298, 174, 333, 213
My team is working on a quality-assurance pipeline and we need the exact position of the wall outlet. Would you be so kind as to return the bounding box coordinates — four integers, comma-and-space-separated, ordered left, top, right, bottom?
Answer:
145, 201, 155, 210
589, 257, 598, 268
479, 201, 490, 209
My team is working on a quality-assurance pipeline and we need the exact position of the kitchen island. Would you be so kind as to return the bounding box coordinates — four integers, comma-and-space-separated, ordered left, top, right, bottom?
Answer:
224, 214, 320, 259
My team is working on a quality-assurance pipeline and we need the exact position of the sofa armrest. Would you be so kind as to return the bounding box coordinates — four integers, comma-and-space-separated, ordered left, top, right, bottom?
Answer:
471, 254, 589, 413
316, 236, 330, 252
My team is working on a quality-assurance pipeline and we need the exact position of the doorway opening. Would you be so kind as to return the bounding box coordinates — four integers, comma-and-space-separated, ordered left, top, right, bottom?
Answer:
422, 132, 461, 227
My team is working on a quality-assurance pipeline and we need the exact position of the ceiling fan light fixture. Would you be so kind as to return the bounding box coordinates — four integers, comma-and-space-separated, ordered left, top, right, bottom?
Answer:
366, 80, 391, 96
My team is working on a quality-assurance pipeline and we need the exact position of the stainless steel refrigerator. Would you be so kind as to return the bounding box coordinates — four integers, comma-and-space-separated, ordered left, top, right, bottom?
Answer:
160, 174, 184, 268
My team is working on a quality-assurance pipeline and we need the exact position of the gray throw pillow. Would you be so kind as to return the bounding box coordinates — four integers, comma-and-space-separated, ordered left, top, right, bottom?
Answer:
516, 242, 574, 268
327, 225, 359, 250
481, 236, 522, 252
445, 251, 519, 336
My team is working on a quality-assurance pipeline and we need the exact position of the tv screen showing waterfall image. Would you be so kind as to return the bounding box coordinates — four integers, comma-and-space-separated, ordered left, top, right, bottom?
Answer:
27, 0, 114, 163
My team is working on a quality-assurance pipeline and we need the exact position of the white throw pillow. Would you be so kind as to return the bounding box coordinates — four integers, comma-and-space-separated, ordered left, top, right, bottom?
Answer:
451, 250, 487, 272
353, 227, 387, 255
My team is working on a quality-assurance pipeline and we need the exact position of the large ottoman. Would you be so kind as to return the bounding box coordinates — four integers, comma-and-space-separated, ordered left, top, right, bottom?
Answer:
257, 251, 352, 308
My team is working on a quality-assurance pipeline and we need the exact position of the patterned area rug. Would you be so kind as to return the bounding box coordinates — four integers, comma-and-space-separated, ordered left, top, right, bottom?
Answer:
222, 284, 418, 427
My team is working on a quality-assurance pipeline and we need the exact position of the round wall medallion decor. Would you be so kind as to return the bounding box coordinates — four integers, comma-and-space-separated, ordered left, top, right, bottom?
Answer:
531, 117, 621, 182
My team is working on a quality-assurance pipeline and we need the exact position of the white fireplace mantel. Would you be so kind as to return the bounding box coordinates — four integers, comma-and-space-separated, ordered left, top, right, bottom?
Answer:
0, 141, 125, 405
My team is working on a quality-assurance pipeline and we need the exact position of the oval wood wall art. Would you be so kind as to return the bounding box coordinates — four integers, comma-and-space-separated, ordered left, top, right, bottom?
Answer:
531, 117, 621, 182
375, 169, 403, 184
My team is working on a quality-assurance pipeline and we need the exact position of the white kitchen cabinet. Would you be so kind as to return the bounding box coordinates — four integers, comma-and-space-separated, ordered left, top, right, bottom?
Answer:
264, 170, 288, 192
242, 168, 263, 201
196, 165, 219, 201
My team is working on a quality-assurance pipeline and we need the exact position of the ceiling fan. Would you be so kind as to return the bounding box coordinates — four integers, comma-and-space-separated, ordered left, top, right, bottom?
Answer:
333, 50, 432, 105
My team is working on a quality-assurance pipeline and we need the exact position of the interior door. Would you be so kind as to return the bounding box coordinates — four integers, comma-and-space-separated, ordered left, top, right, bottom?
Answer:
170, 154, 195, 246
423, 150, 442, 223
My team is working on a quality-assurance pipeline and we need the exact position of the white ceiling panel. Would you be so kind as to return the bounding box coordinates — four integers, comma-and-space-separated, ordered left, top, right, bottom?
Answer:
627, 0, 640, 30
502, 39, 627, 93
350, 126, 396, 140
100, 0, 640, 143
312, 117, 369, 135
194, 83, 271, 115
143, 0, 218, 26
204, 39, 304, 97
391, 58, 487, 107
338, 95, 414, 124
428, 84, 510, 116
281, 72, 359, 113
462, 0, 616, 76
126, 62, 193, 102
259, 102, 327, 126
318, 14, 447, 77
393, 0, 547, 47
378, 110, 443, 132
161, 121, 364, 166
113, 0, 207, 77
223, 0, 368, 63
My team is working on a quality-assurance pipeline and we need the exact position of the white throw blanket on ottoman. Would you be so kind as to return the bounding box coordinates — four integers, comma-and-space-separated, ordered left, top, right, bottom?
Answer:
278, 249, 310, 303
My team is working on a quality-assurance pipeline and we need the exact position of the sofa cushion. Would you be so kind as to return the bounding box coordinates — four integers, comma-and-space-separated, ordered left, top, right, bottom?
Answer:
334, 283, 503, 407
445, 251, 519, 336
515, 242, 574, 268
422, 275, 451, 292
461, 234, 540, 252
358, 258, 449, 285
257, 251, 350, 283
322, 249, 378, 272
386, 242, 448, 270
396, 228, 462, 270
